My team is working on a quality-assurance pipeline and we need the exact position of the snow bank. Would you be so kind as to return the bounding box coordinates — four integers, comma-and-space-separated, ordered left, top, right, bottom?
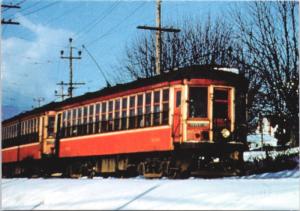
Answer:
239, 169, 300, 179
247, 134, 278, 150
2, 170, 299, 210
213, 67, 239, 74
244, 147, 299, 162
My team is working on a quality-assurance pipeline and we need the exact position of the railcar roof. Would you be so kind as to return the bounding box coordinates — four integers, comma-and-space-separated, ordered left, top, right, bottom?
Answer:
2, 65, 248, 124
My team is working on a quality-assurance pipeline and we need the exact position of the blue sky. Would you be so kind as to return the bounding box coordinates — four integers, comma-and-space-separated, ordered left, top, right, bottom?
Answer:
1, 0, 241, 120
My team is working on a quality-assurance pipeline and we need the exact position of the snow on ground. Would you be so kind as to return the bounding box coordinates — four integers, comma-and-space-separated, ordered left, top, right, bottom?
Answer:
2, 170, 299, 210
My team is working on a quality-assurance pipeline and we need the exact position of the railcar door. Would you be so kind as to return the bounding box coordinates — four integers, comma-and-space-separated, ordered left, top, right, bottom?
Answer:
173, 88, 182, 142
213, 88, 230, 140
54, 113, 62, 157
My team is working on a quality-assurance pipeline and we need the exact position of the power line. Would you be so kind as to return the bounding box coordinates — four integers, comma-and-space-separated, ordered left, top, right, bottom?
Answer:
85, 1, 146, 47
6, 0, 42, 19
74, 0, 121, 41
22, 1, 59, 17
42, 3, 82, 26
17, 0, 27, 6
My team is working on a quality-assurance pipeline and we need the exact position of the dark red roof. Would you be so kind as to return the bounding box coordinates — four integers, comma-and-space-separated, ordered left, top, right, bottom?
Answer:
2, 65, 248, 124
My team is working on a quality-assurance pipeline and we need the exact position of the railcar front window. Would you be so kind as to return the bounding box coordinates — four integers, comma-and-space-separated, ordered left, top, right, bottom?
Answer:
213, 89, 229, 119
189, 87, 208, 118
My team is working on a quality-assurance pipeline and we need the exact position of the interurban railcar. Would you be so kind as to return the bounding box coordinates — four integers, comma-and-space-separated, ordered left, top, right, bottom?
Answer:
2, 65, 248, 178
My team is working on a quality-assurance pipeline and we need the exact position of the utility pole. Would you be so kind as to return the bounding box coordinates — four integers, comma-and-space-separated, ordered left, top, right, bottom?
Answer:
1, 3, 20, 25
33, 97, 45, 108
60, 38, 85, 98
137, 0, 180, 75
156, 0, 162, 75
55, 81, 69, 101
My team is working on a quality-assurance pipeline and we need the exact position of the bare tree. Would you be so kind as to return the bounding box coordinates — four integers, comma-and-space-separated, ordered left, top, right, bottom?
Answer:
116, 2, 298, 146
118, 16, 238, 80
234, 1, 299, 145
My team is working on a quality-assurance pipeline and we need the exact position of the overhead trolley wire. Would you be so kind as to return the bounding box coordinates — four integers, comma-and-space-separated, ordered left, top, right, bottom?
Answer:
85, 1, 146, 47
21, 1, 59, 17
42, 3, 82, 26
5, 0, 42, 19
74, 0, 122, 41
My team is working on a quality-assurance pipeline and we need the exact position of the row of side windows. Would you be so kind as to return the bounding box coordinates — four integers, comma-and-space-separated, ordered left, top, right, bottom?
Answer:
2, 118, 39, 141
2, 124, 18, 140
60, 88, 169, 137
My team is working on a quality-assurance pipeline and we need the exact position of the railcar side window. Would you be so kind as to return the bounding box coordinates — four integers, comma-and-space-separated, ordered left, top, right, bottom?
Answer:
153, 90, 161, 125
121, 97, 128, 130
89, 105, 94, 123
72, 109, 77, 135
67, 110, 72, 136
145, 92, 152, 126
114, 99, 120, 130
28, 120, 31, 134
108, 101, 113, 131
162, 89, 169, 124
189, 87, 208, 118
101, 102, 107, 132
63, 111, 67, 127
95, 103, 101, 133
89, 105, 94, 134
129, 96, 136, 129
83, 107, 88, 124
77, 108, 82, 124
137, 94, 144, 128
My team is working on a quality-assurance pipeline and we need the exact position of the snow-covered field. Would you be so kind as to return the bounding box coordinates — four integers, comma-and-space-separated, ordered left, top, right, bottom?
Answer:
2, 170, 299, 210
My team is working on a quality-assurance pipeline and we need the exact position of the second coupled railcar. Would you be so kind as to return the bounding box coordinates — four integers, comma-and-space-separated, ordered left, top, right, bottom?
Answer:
2, 65, 248, 178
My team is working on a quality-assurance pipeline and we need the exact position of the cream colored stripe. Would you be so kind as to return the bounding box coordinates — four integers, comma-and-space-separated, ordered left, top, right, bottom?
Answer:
2, 142, 39, 151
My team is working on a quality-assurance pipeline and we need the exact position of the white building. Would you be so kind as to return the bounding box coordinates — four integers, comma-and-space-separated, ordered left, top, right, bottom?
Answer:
247, 118, 278, 150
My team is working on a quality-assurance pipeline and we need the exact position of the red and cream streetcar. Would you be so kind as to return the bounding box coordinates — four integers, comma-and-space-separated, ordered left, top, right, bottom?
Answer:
2, 65, 248, 178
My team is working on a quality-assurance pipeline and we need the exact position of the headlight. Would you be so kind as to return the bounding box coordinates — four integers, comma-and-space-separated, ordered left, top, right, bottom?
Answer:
221, 128, 230, 138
